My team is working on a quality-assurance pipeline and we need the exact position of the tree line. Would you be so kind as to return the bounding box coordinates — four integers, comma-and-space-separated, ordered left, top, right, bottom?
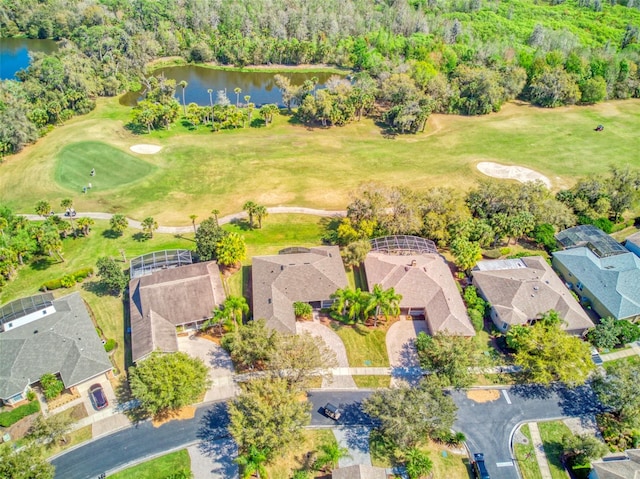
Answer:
2, 0, 640, 152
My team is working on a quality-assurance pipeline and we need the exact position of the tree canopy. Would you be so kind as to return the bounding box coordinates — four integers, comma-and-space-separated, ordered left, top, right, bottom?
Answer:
0, 443, 54, 479
415, 332, 478, 388
129, 351, 211, 417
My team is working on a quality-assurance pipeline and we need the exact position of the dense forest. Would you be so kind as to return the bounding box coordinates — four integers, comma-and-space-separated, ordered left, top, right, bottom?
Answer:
1, 0, 639, 152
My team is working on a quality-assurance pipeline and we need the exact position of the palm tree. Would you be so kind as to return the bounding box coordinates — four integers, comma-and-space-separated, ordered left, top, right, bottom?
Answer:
347, 288, 368, 323
315, 442, 350, 472
243, 201, 258, 228
331, 288, 350, 317
210, 208, 220, 226
179, 80, 188, 116
41, 231, 64, 262
255, 205, 268, 229
404, 447, 433, 479
366, 284, 402, 327
76, 217, 95, 236
202, 307, 230, 336
223, 296, 249, 331
234, 87, 242, 107
35, 200, 52, 217
141, 217, 158, 238
189, 214, 198, 234
207, 88, 214, 122
235, 446, 268, 479
60, 198, 73, 211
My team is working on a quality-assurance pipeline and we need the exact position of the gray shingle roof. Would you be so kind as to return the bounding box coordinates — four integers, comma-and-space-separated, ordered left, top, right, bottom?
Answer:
364, 252, 475, 336
552, 248, 640, 320
129, 261, 226, 362
591, 449, 640, 479
0, 292, 112, 400
251, 246, 348, 333
472, 256, 594, 334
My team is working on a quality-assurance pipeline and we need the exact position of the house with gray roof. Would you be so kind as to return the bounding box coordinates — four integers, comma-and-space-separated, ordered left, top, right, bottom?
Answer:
251, 246, 348, 333
625, 231, 640, 258
552, 226, 640, 320
0, 292, 112, 406
129, 260, 226, 362
472, 256, 594, 334
364, 238, 475, 336
589, 449, 640, 479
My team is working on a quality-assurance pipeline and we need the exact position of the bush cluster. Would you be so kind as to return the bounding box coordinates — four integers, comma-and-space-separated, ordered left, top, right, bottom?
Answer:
463, 285, 488, 332
40, 267, 93, 291
0, 399, 40, 427
104, 339, 116, 353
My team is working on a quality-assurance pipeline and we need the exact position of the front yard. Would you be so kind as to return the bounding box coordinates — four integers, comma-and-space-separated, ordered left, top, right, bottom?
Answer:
110, 449, 191, 479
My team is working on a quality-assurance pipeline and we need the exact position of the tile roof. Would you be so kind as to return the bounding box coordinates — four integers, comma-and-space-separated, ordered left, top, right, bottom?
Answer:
251, 246, 348, 333
472, 256, 593, 333
552, 248, 640, 320
129, 261, 226, 362
364, 252, 475, 336
0, 293, 112, 400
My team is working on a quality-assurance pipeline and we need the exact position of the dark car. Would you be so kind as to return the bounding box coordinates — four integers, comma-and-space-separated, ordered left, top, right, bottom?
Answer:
473, 453, 490, 479
323, 403, 341, 421
89, 384, 108, 410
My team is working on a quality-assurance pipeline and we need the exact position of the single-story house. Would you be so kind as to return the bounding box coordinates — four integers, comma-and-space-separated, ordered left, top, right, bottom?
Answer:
472, 256, 594, 334
552, 226, 640, 320
589, 449, 640, 479
332, 465, 387, 479
251, 246, 348, 333
625, 231, 640, 258
364, 236, 475, 336
129, 260, 226, 363
0, 292, 112, 406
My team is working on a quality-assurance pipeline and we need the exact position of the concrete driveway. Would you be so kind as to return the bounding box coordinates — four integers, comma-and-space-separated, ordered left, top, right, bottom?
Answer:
297, 320, 357, 389
386, 318, 428, 385
333, 427, 372, 468
178, 335, 238, 401
189, 438, 238, 479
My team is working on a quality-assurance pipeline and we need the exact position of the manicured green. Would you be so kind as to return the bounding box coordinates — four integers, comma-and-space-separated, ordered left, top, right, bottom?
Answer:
2, 97, 640, 225
331, 323, 389, 367
0, 400, 40, 427
54, 141, 157, 193
110, 449, 190, 479
538, 421, 573, 479
514, 425, 542, 479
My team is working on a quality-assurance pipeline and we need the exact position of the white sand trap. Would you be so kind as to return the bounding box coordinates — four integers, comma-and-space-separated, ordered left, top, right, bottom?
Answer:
130, 144, 162, 154
477, 161, 552, 188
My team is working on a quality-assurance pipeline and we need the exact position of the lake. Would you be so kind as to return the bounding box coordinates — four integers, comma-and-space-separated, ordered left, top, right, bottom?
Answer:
0, 37, 58, 80
119, 65, 341, 107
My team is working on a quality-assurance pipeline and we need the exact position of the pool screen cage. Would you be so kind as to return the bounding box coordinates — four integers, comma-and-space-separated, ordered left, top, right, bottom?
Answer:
370, 235, 438, 255
0, 293, 54, 328
130, 249, 193, 279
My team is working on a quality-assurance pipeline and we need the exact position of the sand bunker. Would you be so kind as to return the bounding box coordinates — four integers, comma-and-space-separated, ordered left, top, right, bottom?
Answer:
130, 144, 162, 154
467, 389, 501, 403
477, 162, 552, 189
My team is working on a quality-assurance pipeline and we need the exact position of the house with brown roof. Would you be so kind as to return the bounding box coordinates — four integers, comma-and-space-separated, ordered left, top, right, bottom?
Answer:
129, 260, 226, 362
364, 237, 475, 336
251, 246, 348, 333
472, 256, 594, 334
589, 449, 640, 479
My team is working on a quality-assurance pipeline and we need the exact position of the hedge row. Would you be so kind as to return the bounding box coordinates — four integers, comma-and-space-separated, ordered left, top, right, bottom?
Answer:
40, 267, 93, 291
0, 399, 40, 427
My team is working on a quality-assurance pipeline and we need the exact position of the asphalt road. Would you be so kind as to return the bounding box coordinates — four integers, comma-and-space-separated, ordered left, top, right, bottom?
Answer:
451, 384, 600, 479
52, 386, 599, 479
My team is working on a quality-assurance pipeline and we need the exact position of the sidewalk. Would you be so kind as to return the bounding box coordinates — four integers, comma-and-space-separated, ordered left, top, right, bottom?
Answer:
527, 422, 553, 479
601, 342, 640, 362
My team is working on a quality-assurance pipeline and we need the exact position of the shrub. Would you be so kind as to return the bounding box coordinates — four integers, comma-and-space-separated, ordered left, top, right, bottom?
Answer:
60, 275, 76, 288
0, 400, 40, 427
40, 373, 64, 400
499, 247, 511, 256
40, 267, 94, 291
104, 339, 116, 352
26, 390, 36, 401
482, 248, 502, 259
293, 301, 313, 319
592, 217, 613, 233
468, 308, 484, 332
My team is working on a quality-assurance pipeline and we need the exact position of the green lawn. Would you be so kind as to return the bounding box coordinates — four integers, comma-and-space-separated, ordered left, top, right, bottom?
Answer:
110, 449, 190, 479
54, 141, 157, 193
352, 375, 391, 388
538, 421, 573, 479
2, 96, 639, 225
514, 425, 542, 479
331, 323, 389, 367
45, 425, 93, 458
604, 355, 640, 370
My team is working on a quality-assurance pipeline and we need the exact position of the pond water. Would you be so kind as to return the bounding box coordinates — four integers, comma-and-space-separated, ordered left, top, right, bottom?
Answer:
119, 65, 341, 107
0, 37, 58, 80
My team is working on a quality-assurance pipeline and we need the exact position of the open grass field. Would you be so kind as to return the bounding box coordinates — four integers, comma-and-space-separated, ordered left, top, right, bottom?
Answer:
54, 141, 157, 193
1, 96, 639, 225
109, 449, 190, 479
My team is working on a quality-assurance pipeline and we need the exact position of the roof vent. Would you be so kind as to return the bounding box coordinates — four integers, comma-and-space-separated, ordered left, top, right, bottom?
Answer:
280, 265, 284, 271
410, 260, 417, 267
33, 330, 38, 334
268, 298, 272, 304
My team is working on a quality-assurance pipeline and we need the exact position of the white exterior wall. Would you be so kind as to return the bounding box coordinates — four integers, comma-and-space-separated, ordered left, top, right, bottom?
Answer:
3, 305, 56, 332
